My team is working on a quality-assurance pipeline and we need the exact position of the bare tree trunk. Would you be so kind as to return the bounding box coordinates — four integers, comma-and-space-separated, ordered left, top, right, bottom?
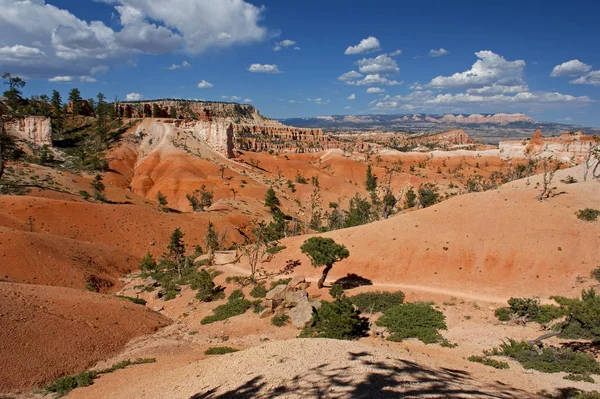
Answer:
317, 264, 333, 289
528, 315, 572, 345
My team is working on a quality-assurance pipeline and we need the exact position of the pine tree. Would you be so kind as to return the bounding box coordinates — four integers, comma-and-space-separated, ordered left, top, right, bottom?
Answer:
205, 222, 220, 263
90, 173, 106, 202
68, 88, 82, 118
264, 187, 280, 211
167, 228, 186, 279
157, 191, 168, 211
365, 164, 377, 192
96, 92, 108, 138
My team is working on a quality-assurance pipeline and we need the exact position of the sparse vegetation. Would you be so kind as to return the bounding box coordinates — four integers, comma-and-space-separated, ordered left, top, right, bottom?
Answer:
494, 297, 567, 324
250, 283, 268, 298
204, 347, 239, 355
350, 291, 405, 313
300, 237, 350, 288
487, 339, 600, 375
467, 355, 510, 369
117, 295, 147, 306
578, 208, 600, 222
44, 358, 155, 398
271, 314, 290, 327
377, 302, 447, 344
200, 290, 252, 325
300, 292, 365, 340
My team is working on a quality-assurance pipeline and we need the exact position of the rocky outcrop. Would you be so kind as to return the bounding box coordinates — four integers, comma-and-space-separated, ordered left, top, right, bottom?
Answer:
9, 116, 52, 146
500, 130, 599, 161
115, 100, 255, 121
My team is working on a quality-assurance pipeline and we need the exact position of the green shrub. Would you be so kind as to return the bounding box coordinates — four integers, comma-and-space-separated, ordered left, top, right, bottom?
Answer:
591, 267, 600, 283
190, 269, 223, 302
271, 314, 290, 327
489, 339, 600, 374
554, 289, 600, 340
578, 208, 600, 222
564, 373, 595, 383
44, 359, 155, 398
350, 291, 405, 313
300, 296, 365, 340
117, 295, 147, 306
204, 347, 239, 355
250, 283, 268, 298
267, 245, 287, 255
200, 292, 252, 325
468, 355, 510, 369
377, 302, 447, 344
495, 297, 567, 324
252, 299, 266, 314
139, 252, 157, 271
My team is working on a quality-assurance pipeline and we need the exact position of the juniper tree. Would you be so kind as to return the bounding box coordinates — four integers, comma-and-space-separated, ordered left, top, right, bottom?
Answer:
167, 228, 186, 279
90, 174, 106, 202
365, 164, 377, 192
264, 187, 280, 211
300, 237, 349, 289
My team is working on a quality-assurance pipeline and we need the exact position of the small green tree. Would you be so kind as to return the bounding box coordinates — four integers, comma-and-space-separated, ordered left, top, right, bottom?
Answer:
365, 164, 377, 192
68, 88, 82, 118
2, 72, 26, 109
300, 237, 350, 288
404, 189, 417, 209
139, 252, 157, 271
90, 174, 106, 202
157, 191, 168, 212
264, 187, 280, 211
418, 183, 439, 208
205, 222, 220, 263
167, 228, 186, 279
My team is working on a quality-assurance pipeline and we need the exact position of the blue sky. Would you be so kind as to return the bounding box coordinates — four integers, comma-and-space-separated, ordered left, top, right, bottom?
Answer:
1, 0, 600, 126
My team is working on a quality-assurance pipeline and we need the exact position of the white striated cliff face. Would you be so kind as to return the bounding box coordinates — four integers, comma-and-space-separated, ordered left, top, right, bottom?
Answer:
181, 120, 235, 158
9, 116, 52, 146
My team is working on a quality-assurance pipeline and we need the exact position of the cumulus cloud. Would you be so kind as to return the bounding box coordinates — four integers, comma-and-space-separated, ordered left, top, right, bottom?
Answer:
466, 84, 529, 96
247, 63, 281, 74
197, 80, 213, 88
366, 87, 385, 93
427, 50, 525, 90
48, 75, 96, 83
344, 36, 381, 55
273, 39, 296, 51
429, 48, 449, 57
0, 0, 268, 78
307, 98, 330, 105
222, 95, 241, 101
168, 60, 192, 70
346, 73, 402, 86
338, 70, 363, 82
550, 59, 592, 77
570, 70, 600, 86
357, 54, 399, 75
243, 98, 252, 103
347, 93, 356, 100
389, 49, 402, 57
125, 92, 144, 101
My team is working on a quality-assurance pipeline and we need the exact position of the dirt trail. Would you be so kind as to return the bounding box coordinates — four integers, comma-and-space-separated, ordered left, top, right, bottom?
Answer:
215, 252, 509, 304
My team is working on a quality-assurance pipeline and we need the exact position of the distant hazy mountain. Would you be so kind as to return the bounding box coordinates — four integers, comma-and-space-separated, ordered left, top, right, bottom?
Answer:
280, 113, 600, 144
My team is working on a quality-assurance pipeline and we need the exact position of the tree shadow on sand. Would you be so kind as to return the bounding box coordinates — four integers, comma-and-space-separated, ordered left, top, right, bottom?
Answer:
190, 351, 534, 399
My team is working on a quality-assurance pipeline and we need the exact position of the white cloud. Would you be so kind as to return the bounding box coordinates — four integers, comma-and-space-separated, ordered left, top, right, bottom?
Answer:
357, 54, 399, 75
338, 70, 363, 82
429, 48, 449, 57
222, 95, 241, 101
243, 98, 252, 103
570, 70, 600, 86
168, 60, 192, 70
344, 36, 381, 55
307, 98, 330, 105
345, 106, 352, 109
48, 75, 96, 83
389, 49, 402, 57
90, 65, 109, 75
366, 87, 385, 93
247, 63, 281, 74
125, 92, 144, 101
347, 73, 403, 86
294, 47, 301, 51
427, 50, 525, 89
197, 80, 214, 88
550, 60, 592, 77
289, 100, 297, 103
409, 82, 423, 90
273, 39, 296, 51
466, 84, 529, 96
347, 93, 356, 100
0, 0, 267, 78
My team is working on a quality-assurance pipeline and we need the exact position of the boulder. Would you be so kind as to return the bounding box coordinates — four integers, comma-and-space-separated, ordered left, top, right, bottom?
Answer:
266, 285, 288, 301
289, 275, 306, 287
259, 308, 274, 319
284, 290, 308, 307
290, 301, 314, 329
297, 282, 311, 291
310, 300, 322, 310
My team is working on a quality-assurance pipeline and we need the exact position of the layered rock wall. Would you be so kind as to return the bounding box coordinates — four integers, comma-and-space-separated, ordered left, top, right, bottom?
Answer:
9, 116, 52, 146
500, 130, 599, 161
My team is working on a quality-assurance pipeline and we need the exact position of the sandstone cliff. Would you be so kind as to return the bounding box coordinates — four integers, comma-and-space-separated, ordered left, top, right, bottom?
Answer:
9, 116, 52, 146
500, 130, 599, 161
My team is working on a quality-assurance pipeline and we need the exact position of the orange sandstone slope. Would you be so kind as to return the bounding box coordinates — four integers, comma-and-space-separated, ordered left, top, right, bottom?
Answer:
269, 169, 600, 299
0, 282, 170, 393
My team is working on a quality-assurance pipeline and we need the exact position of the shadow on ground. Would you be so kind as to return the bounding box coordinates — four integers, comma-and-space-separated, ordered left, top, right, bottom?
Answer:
190, 351, 532, 399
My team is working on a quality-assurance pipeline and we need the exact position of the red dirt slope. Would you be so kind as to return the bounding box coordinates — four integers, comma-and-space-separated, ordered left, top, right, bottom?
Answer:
0, 282, 170, 393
